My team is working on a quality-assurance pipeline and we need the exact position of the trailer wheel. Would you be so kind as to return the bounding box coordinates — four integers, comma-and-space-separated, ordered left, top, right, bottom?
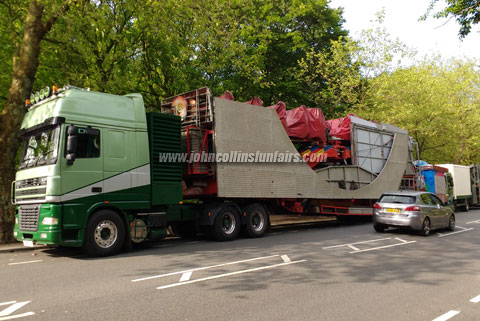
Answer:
243, 203, 269, 238
83, 210, 125, 257
210, 205, 241, 241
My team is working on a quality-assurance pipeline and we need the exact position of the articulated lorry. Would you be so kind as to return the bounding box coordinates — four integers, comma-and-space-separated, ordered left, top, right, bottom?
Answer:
12, 86, 416, 256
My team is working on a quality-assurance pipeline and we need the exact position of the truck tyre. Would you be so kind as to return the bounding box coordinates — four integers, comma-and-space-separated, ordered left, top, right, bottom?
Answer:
210, 205, 241, 241
420, 218, 431, 237
463, 202, 470, 212
448, 214, 455, 231
242, 203, 269, 238
373, 223, 386, 233
83, 210, 126, 257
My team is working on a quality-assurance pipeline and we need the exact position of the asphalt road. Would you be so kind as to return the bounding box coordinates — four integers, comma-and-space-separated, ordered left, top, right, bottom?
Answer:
2, 210, 480, 321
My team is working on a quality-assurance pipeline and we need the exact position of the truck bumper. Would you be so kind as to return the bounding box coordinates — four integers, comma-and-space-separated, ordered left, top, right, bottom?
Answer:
13, 203, 81, 247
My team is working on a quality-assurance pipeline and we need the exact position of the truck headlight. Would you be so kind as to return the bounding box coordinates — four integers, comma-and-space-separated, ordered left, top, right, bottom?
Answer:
42, 217, 58, 225
15, 217, 18, 224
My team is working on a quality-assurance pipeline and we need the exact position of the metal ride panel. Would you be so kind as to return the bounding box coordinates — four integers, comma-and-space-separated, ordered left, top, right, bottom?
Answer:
213, 98, 409, 199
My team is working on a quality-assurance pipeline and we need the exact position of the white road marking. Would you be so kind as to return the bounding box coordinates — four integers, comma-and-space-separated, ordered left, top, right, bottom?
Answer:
395, 238, 409, 243
349, 241, 416, 253
469, 294, 480, 303
281, 255, 291, 263
432, 310, 460, 321
156, 260, 306, 290
0, 301, 34, 320
347, 244, 360, 251
438, 227, 474, 237
7, 260, 42, 266
322, 237, 392, 249
0, 312, 35, 321
0, 304, 15, 308
179, 271, 192, 282
466, 220, 480, 225
131, 254, 280, 282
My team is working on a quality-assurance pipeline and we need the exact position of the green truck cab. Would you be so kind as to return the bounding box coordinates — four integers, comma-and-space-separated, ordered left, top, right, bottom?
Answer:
13, 87, 188, 256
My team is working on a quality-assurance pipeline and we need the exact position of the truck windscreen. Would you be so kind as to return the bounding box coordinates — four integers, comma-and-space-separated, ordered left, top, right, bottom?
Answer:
19, 126, 61, 169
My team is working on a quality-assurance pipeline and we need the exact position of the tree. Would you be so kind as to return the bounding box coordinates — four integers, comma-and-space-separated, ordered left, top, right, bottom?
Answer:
425, 0, 480, 38
0, 0, 72, 243
361, 59, 480, 164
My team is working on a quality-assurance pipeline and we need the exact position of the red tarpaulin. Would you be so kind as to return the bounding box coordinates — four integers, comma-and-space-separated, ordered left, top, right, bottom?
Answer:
327, 114, 354, 141
267, 102, 287, 130
285, 105, 309, 139
220, 91, 234, 101
306, 108, 327, 144
284, 105, 327, 142
246, 96, 263, 106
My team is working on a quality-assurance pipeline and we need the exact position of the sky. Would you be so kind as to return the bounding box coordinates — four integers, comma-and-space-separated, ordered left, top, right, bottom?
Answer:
329, 0, 480, 61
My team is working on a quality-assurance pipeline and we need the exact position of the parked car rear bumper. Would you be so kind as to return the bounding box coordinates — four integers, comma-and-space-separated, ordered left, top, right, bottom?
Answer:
373, 214, 423, 230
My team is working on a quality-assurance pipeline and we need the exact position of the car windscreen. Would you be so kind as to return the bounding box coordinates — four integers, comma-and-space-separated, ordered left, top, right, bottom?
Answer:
379, 195, 416, 204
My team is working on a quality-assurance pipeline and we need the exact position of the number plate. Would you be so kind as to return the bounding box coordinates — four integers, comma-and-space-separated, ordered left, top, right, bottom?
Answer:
385, 208, 401, 214
23, 240, 34, 247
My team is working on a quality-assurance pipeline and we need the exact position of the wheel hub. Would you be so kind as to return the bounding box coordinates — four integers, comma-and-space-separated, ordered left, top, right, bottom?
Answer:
94, 220, 118, 248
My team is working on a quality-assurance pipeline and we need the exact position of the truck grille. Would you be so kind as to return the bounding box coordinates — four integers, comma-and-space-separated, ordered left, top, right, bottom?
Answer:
16, 177, 47, 189
19, 205, 40, 231
16, 188, 47, 196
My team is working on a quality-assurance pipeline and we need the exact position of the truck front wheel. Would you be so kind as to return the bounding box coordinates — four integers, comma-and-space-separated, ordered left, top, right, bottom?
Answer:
210, 205, 241, 241
83, 210, 126, 257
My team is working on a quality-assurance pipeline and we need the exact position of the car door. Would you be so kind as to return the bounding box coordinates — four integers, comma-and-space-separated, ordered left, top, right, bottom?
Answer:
430, 194, 450, 227
419, 193, 435, 226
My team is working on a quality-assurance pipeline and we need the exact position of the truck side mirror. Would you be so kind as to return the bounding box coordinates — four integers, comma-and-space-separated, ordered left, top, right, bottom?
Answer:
66, 125, 78, 165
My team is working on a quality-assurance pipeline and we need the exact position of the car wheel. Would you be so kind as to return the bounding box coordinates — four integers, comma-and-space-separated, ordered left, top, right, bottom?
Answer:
420, 218, 431, 236
374, 223, 386, 233
448, 214, 455, 231
83, 210, 126, 257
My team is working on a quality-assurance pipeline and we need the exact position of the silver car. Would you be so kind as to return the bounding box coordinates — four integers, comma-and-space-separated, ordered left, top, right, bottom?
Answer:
373, 191, 455, 236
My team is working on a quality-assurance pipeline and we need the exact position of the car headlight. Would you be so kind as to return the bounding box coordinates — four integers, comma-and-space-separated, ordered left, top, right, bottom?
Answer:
42, 217, 58, 225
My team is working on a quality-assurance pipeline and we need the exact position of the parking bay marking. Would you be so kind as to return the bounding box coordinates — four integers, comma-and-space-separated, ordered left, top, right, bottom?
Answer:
438, 226, 474, 237
322, 237, 416, 254
156, 258, 306, 290
432, 310, 460, 321
0, 301, 34, 321
7, 260, 43, 266
469, 294, 480, 303
132, 254, 293, 283
465, 220, 480, 225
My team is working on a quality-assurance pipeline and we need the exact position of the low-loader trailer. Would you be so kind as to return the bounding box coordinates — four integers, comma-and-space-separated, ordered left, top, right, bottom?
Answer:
12, 86, 415, 256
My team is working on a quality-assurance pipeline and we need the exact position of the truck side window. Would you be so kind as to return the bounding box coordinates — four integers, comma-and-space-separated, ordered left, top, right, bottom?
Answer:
67, 127, 100, 158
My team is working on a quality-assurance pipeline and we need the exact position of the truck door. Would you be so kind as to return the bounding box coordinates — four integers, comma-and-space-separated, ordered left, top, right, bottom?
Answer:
61, 126, 103, 229
103, 129, 134, 201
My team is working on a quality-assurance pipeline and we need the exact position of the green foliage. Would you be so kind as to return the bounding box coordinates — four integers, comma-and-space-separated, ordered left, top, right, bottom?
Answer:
424, 0, 480, 38
31, 0, 346, 109
361, 59, 480, 165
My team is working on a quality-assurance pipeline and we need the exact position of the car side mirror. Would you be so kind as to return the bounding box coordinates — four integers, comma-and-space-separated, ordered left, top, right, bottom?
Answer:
66, 125, 78, 165
444, 201, 451, 206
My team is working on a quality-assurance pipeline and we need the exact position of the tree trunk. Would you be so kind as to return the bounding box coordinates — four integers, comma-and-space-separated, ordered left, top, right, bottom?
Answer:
0, 1, 54, 243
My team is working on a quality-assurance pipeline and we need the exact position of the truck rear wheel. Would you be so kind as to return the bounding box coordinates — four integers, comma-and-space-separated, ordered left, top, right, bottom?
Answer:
83, 210, 125, 257
210, 205, 241, 241
243, 203, 269, 238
